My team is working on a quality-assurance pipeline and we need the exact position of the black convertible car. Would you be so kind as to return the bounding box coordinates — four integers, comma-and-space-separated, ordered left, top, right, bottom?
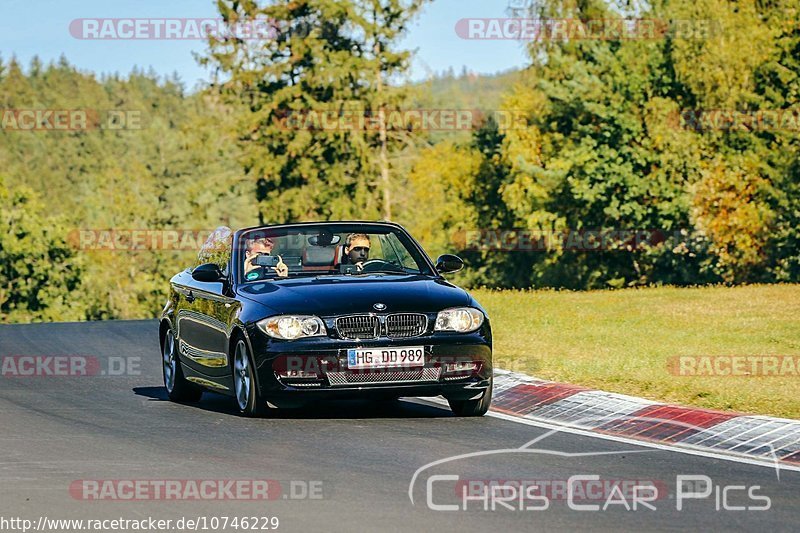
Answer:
159, 222, 492, 417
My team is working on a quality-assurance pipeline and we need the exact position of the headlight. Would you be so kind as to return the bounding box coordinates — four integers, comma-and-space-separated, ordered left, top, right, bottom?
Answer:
434, 307, 484, 333
258, 315, 326, 340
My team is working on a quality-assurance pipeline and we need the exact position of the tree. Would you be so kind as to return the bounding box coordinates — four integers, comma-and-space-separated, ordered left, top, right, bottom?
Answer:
202, 0, 429, 222
0, 57, 254, 322
0, 177, 84, 322
477, 0, 800, 288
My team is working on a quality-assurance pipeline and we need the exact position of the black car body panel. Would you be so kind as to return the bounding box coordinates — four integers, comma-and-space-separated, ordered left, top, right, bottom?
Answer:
159, 221, 492, 409
237, 274, 472, 315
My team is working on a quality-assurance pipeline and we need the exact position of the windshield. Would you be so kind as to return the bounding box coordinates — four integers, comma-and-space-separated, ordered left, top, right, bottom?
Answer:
238, 225, 435, 282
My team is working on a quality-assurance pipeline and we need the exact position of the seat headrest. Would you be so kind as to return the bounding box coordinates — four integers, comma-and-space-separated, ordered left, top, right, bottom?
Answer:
304, 246, 337, 266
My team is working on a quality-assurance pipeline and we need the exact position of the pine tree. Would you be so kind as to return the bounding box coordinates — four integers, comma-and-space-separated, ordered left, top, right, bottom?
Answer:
202, 0, 429, 222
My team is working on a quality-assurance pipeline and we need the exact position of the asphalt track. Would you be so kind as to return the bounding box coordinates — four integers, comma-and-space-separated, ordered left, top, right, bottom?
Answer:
1, 321, 798, 532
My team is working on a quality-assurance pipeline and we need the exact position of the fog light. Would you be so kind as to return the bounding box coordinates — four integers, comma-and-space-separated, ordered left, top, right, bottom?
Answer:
278, 369, 320, 380
443, 362, 480, 374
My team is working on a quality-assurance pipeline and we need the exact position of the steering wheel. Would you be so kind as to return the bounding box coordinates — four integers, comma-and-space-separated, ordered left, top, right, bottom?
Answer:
358, 259, 404, 273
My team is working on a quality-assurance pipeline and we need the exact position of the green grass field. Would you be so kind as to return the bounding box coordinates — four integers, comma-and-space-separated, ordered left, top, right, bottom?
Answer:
472, 285, 800, 419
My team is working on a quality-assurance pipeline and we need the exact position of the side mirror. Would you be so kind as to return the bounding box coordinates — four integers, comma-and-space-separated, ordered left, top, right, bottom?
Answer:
435, 254, 464, 274
192, 263, 225, 283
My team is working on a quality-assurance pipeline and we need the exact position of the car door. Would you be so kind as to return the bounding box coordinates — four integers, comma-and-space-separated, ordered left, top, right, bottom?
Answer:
176, 227, 239, 388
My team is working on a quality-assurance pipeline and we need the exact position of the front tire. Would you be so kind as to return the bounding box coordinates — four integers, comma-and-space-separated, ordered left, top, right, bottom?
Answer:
447, 380, 492, 417
233, 338, 268, 417
162, 329, 202, 403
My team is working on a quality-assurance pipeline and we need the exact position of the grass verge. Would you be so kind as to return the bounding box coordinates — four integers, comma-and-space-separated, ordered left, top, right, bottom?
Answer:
473, 284, 800, 419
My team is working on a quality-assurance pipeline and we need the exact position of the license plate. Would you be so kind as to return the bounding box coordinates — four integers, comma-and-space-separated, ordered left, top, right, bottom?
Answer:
346, 346, 425, 370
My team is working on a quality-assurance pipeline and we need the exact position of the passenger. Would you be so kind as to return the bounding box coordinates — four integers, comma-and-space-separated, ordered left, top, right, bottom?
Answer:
344, 233, 371, 271
244, 237, 288, 278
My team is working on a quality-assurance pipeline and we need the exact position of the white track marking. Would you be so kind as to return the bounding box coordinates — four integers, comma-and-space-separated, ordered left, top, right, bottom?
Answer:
409, 397, 800, 474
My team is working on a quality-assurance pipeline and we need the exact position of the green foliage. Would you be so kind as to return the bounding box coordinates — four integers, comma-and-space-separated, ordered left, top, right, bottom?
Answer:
2, 0, 799, 323
0, 57, 256, 322
399, 140, 481, 256
202, 0, 430, 222
435, 0, 800, 289
0, 177, 83, 322
477, 284, 800, 419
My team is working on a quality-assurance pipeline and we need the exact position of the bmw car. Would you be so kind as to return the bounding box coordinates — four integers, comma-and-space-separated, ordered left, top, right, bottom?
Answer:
159, 222, 492, 417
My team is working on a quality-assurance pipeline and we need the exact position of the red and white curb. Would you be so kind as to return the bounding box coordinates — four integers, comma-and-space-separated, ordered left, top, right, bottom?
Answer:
433, 369, 800, 469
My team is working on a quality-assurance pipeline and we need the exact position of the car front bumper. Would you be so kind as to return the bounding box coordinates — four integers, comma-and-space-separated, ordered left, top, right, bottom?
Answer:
244, 324, 492, 407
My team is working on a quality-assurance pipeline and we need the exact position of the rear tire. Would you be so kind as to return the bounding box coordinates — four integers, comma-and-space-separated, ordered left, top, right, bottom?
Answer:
233, 338, 269, 417
162, 329, 202, 403
447, 380, 492, 417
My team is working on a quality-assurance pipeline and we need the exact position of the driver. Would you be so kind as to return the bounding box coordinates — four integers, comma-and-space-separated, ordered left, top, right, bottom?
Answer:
344, 233, 371, 271
244, 236, 288, 278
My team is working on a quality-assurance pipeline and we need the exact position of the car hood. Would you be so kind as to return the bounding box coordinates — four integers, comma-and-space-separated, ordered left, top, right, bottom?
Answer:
237, 274, 471, 316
